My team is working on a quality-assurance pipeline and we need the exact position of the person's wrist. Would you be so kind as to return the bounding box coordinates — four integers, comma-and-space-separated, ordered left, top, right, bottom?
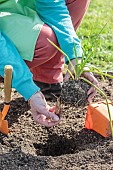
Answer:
70, 58, 81, 65
28, 91, 41, 105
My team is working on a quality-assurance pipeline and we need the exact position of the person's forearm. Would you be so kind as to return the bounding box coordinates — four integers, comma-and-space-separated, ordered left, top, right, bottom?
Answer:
0, 32, 40, 100
35, 0, 82, 62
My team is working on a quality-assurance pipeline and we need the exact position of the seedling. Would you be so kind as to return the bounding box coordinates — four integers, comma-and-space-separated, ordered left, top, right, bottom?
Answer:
51, 93, 62, 116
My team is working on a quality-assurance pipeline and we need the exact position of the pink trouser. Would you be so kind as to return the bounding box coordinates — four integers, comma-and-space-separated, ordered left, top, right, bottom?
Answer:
25, 0, 90, 84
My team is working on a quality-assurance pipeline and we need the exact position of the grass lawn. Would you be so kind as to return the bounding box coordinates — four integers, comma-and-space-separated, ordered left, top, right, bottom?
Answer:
77, 0, 113, 71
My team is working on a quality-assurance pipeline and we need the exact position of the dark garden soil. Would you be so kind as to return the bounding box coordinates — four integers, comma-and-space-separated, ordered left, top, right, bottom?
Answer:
61, 79, 90, 106
0, 76, 113, 170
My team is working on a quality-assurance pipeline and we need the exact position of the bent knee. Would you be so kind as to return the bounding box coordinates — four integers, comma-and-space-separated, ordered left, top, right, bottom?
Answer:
36, 24, 59, 55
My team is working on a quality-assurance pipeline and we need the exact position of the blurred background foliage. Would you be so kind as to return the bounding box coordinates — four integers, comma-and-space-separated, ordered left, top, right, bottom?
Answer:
77, 0, 113, 71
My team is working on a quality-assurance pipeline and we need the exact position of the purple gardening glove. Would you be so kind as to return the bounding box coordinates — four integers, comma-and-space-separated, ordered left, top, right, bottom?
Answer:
81, 71, 99, 102
29, 91, 60, 127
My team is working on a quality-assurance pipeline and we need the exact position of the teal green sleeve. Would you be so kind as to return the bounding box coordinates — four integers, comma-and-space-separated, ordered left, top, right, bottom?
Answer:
0, 0, 44, 61
0, 32, 40, 100
35, 0, 82, 63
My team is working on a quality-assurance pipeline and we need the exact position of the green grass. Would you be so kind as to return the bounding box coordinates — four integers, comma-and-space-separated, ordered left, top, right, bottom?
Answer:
77, 0, 113, 71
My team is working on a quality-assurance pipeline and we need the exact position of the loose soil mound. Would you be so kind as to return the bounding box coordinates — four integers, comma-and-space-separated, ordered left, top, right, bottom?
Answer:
61, 79, 90, 106
0, 76, 113, 170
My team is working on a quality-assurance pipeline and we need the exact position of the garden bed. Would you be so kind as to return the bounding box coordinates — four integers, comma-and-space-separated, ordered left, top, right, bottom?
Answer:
0, 76, 113, 170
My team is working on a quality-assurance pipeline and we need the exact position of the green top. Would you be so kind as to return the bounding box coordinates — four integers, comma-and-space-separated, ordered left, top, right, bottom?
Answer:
0, 0, 44, 61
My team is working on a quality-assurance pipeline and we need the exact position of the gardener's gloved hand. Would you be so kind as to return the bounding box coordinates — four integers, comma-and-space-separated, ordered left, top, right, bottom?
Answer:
64, 58, 98, 102
81, 71, 99, 102
29, 91, 60, 127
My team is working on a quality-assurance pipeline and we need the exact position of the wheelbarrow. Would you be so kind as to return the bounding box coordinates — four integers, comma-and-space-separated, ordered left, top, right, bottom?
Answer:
0, 65, 13, 135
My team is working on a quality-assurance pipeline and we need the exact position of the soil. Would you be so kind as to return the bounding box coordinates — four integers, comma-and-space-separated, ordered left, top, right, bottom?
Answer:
61, 79, 90, 106
0, 76, 113, 170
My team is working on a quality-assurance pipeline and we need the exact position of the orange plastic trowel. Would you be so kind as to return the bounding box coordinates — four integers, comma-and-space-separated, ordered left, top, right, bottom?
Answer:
0, 65, 13, 134
85, 100, 113, 137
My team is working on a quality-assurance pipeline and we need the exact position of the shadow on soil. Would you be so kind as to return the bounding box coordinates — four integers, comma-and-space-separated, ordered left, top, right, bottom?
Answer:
33, 128, 107, 156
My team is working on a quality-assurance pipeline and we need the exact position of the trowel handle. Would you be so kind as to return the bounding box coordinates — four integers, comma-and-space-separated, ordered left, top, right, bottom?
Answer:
4, 65, 13, 104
